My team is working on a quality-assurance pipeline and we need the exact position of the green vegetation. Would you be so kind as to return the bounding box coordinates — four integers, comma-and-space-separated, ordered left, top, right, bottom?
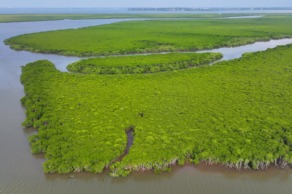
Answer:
5, 15, 292, 56
17, 15, 292, 176
0, 13, 257, 23
21, 44, 292, 176
67, 53, 222, 74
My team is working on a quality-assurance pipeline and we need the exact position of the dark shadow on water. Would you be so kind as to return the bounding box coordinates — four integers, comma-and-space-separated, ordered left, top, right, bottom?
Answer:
23, 127, 38, 136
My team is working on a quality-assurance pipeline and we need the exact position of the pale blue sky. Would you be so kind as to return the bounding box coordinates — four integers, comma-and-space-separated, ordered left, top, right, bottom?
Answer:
0, 0, 291, 8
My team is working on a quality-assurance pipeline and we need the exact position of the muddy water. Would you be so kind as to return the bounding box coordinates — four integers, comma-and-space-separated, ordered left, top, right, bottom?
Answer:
1, 19, 292, 194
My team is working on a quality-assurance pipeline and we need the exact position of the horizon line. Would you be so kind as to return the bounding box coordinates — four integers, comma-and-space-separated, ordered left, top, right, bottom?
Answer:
1, 7, 292, 9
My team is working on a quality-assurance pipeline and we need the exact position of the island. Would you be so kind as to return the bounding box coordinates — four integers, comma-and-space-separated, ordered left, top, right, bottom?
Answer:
6, 15, 292, 177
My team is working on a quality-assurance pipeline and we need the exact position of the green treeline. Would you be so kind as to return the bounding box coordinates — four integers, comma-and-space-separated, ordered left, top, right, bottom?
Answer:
21, 45, 292, 176
5, 15, 292, 56
67, 53, 222, 74
0, 13, 255, 23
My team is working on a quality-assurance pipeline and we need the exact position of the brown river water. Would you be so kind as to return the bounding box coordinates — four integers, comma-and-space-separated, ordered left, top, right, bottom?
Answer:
0, 19, 292, 194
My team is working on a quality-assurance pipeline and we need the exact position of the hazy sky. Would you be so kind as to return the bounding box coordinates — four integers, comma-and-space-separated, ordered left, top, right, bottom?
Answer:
1, 0, 292, 8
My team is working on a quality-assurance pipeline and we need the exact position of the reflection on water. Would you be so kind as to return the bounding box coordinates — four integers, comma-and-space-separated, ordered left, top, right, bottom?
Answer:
44, 164, 292, 182
1, 19, 292, 194
37, 165, 292, 194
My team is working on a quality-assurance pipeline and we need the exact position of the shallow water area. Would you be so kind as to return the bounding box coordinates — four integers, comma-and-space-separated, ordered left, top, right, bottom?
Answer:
1, 18, 292, 194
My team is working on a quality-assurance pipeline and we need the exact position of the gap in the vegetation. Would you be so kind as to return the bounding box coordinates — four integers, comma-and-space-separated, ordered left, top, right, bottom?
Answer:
125, 126, 135, 154
112, 126, 135, 163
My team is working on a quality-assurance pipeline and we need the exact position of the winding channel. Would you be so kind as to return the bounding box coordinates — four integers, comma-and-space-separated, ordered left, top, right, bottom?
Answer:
1, 18, 292, 194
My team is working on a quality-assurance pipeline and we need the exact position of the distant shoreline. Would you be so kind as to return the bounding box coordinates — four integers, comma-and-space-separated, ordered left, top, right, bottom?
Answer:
128, 7, 292, 12
1, 7, 292, 14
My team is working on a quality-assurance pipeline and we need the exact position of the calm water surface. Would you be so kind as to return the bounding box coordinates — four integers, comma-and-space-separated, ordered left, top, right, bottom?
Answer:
0, 19, 292, 194
198, 39, 292, 61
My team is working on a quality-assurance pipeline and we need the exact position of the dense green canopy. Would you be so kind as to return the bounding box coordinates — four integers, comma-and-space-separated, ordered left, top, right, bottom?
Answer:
6, 15, 292, 56
21, 44, 292, 176
67, 52, 222, 74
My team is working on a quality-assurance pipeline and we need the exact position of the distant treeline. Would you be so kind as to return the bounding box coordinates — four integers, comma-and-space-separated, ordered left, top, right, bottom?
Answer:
128, 7, 292, 11
6, 16, 292, 57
